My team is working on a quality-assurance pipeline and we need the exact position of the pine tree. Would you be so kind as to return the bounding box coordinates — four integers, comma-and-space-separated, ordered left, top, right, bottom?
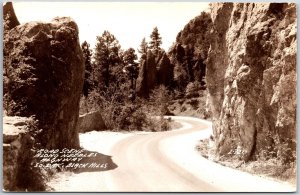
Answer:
123, 48, 139, 100
94, 30, 121, 90
138, 37, 148, 61
123, 48, 137, 65
81, 41, 93, 97
149, 27, 162, 55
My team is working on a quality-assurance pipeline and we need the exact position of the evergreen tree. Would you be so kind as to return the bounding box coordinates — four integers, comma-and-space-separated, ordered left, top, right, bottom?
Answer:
81, 41, 93, 97
94, 30, 121, 90
123, 48, 139, 100
123, 48, 137, 65
138, 37, 148, 61
149, 27, 162, 55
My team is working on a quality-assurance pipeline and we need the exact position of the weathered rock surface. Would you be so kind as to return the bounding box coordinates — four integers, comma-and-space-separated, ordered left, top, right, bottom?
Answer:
136, 50, 157, 97
156, 52, 174, 87
170, 43, 189, 91
4, 16, 84, 149
170, 12, 212, 90
3, 116, 28, 191
3, 116, 44, 191
3, 3, 84, 190
206, 3, 297, 161
3, 2, 20, 30
78, 111, 106, 133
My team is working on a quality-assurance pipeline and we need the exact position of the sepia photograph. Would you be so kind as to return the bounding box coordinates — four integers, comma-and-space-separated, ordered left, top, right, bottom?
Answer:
2, 1, 297, 192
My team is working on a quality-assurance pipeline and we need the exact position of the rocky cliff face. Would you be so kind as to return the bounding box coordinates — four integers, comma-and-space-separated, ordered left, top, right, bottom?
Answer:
4, 14, 84, 149
206, 3, 297, 162
170, 12, 212, 91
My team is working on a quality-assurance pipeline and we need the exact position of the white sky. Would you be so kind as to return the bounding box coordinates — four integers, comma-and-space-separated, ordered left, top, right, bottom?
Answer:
13, 2, 209, 52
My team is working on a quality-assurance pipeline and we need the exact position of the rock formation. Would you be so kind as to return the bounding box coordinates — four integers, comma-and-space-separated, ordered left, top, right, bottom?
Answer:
206, 3, 297, 162
137, 49, 174, 97
156, 52, 174, 87
136, 50, 157, 97
4, 15, 84, 149
3, 2, 20, 31
170, 43, 189, 91
3, 3, 84, 191
3, 117, 45, 191
170, 12, 212, 91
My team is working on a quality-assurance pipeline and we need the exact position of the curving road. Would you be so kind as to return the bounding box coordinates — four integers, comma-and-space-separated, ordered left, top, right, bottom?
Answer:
106, 116, 217, 192
48, 116, 295, 192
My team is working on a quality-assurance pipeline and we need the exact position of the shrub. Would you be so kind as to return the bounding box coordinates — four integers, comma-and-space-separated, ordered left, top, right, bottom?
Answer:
80, 84, 173, 131
149, 85, 172, 116
160, 117, 171, 131
116, 101, 149, 131
186, 98, 199, 109
180, 106, 187, 112
12, 118, 47, 191
185, 81, 201, 98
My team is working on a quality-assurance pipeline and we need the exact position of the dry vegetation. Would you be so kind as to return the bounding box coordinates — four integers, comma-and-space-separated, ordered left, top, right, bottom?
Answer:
79, 85, 177, 132
169, 86, 210, 119
196, 138, 297, 185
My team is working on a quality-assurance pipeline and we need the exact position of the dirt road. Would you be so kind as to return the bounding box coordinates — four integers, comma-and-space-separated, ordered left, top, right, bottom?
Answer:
48, 116, 295, 192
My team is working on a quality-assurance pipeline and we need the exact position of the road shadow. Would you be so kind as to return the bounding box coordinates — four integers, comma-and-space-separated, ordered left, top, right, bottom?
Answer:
64, 149, 118, 174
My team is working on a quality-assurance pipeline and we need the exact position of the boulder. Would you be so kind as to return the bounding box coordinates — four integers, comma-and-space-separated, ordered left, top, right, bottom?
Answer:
78, 111, 106, 133
206, 3, 296, 161
4, 17, 85, 149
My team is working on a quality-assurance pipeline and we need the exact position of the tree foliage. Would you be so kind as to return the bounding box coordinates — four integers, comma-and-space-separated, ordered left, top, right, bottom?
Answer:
123, 48, 137, 65
138, 37, 148, 61
170, 12, 212, 92
149, 27, 162, 55
149, 85, 171, 116
123, 48, 139, 100
94, 30, 122, 90
3, 13, 14, 114
81, 41, 93, 97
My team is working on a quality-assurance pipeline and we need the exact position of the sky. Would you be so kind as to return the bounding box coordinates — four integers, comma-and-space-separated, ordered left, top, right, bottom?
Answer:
13, 2, 209, 52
